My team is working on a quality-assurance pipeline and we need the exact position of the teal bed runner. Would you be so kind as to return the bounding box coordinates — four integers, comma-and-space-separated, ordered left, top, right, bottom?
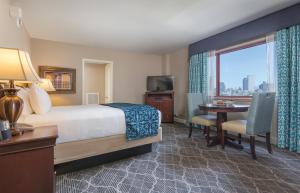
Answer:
104, 103, 159, 140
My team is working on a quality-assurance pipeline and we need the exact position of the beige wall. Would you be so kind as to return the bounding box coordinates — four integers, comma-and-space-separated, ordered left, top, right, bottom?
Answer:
164, 47, 189, 119
31, 39, 163, 106
84, 63, 106, 104
161, 54, 171, 75
0, 0, 30, 52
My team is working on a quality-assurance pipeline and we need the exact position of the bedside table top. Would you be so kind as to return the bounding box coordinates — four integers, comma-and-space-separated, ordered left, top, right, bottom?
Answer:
0, 125, 58, 155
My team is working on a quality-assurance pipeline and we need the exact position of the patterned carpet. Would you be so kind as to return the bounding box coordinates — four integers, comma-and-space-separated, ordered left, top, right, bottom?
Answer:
56, 124, 300, 193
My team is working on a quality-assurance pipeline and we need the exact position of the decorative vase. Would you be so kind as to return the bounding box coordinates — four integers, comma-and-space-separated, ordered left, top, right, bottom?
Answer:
0, 89, 24, 128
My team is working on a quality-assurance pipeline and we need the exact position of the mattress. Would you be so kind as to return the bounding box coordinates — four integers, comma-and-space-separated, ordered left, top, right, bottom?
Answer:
18, 105, 161, 144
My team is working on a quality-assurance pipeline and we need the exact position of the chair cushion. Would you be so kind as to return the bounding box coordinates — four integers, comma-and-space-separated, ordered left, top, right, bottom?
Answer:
191, 114, 216, 126
222, 120, 247, 134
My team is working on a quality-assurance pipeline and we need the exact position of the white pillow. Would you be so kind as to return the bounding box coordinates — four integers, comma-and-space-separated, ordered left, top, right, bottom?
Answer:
29, 84, 52, 114
17, 88, 34, 116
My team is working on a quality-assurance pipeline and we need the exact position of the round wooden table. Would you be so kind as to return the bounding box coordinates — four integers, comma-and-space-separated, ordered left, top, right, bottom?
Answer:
199, 104, 249, 147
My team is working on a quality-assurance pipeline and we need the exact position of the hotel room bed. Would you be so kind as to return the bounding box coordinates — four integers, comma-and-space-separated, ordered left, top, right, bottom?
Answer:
19, 104, 162, 165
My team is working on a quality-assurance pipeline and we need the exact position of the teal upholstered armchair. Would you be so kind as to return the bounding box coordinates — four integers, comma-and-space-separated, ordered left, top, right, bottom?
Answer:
221, 92, 276, 159
187, 93, 216, 143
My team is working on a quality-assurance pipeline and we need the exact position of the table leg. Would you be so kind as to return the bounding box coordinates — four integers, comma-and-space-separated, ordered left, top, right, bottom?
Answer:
207, 112, 226, 147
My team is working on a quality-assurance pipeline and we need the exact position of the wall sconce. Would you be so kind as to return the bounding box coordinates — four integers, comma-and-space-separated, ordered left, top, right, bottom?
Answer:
9, 6, 23, 28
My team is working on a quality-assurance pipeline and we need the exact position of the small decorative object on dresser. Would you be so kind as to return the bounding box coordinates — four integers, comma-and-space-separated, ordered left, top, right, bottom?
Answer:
39, 66, 76, 94
0, 125, 58, 193
0, 120, 12, 141
145, 91, 174, 123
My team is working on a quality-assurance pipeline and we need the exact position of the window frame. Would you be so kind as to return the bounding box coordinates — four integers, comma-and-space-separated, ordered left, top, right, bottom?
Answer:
215, 39, 267, 99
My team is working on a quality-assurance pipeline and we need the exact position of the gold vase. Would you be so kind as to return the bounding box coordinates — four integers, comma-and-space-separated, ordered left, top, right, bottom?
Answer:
0, 88, 24, 128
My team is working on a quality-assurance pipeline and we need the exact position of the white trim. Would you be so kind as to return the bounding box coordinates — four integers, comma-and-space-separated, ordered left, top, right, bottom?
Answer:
82, 58, 114, 105
174, 117, 187, 124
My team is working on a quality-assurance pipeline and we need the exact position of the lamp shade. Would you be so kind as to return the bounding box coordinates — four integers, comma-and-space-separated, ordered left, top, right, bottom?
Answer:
0, 48, 41, 82
37, 79, 56, 91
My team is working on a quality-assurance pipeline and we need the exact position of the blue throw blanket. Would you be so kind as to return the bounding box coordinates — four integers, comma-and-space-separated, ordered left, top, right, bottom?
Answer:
105, 103, 159, 140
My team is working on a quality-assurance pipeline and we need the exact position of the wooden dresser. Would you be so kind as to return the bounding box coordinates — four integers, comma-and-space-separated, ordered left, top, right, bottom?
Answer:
0, 126, 58, 193
145, 91, 174, 123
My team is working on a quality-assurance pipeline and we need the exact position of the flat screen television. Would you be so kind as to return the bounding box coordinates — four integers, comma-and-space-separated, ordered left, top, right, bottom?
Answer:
147, 75, 174, 92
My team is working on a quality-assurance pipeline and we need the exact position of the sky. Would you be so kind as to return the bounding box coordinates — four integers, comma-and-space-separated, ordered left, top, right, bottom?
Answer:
220, 44, 267, 89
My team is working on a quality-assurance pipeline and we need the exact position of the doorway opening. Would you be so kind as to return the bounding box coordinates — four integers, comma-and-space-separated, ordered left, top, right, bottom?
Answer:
82, 59, 113, 105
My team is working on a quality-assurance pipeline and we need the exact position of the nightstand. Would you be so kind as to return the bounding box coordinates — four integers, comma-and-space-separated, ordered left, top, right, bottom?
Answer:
0, 125, 58, 193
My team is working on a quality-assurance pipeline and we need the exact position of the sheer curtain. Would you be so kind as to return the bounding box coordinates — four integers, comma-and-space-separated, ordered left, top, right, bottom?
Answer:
266, 34, 277, 93
206, 51, 216, 103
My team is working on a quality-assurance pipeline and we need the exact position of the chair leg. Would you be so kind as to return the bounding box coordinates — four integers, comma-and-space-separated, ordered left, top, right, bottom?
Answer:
238, 133, 242, 144
188, 123, 193, 138
250, 136, 257, 159
203, 125, 207, 135
206, 126, 210, 146
266, 132, 272, 154
221, 129, 225, 149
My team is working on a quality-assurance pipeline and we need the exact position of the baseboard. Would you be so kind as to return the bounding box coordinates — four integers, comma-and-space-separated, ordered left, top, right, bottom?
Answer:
174, 117, 187, 124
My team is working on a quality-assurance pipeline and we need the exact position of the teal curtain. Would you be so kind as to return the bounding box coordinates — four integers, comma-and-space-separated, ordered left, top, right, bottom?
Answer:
188, 52, 208, 93
276, 25, 300, 153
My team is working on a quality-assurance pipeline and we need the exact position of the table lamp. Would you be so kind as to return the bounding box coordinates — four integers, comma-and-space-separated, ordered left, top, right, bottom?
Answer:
0, 48, 41, 132
37, 78, 56, 92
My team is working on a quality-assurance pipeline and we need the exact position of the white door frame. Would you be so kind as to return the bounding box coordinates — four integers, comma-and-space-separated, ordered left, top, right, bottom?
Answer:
82, 58, 114, 104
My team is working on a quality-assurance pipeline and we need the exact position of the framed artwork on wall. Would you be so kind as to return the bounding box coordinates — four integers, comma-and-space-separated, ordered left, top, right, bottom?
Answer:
39, 66, 76, 94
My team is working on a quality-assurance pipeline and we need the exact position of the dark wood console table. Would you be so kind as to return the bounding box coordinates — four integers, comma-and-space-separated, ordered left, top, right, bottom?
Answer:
145, 91, 174, 123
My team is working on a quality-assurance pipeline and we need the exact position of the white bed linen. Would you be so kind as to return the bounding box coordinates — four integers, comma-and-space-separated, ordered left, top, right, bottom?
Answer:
18, 105, 161, 144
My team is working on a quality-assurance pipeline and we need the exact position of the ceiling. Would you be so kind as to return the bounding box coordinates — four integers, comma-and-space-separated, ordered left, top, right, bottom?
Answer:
13, 0, 300, 54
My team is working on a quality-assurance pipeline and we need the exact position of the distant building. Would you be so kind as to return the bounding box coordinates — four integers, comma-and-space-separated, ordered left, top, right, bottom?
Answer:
242, 75, 255, 92
243, 78, 248, 90
220, 82, 226, 93
247, 75, 255, 92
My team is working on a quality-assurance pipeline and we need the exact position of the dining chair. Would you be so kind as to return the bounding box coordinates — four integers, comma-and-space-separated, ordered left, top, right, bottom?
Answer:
221, 92, 276, 159
187, 93, 216, 143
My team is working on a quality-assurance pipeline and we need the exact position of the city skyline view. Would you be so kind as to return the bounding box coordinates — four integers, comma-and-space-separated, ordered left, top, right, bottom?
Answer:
220, 43, 267, 90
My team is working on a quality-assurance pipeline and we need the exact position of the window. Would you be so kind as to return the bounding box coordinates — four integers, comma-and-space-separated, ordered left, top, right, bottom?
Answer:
216, 40, 269, 97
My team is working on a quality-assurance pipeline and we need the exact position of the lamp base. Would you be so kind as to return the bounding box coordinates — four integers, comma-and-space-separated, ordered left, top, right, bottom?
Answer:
0, 88, 24, 128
